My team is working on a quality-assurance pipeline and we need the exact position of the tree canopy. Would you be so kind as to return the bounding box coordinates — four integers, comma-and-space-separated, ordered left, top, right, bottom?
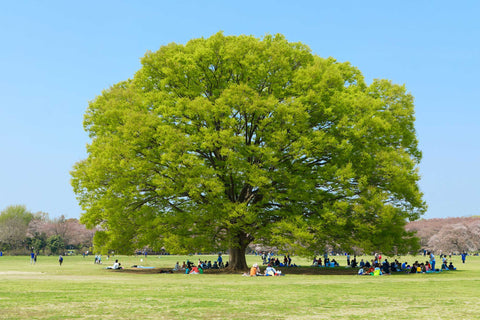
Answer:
71, 32, 426, 269
0, 205, 33, 251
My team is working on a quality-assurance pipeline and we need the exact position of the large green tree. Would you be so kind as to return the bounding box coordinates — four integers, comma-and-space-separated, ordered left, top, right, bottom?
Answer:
46, 235, 65, 255
0, 205, 33, 251
71, 32, 426, 270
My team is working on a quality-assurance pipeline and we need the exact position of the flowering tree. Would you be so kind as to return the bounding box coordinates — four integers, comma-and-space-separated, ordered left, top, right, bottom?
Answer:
27, 213, 95, 252
407, 217, 480, 253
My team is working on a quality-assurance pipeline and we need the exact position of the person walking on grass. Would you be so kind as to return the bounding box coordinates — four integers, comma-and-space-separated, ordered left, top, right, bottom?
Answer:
59, 255, 63, 266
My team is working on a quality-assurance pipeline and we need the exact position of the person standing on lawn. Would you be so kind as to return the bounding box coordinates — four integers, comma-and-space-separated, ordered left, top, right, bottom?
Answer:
429, 252, 435, 271
461, 252, 467, 264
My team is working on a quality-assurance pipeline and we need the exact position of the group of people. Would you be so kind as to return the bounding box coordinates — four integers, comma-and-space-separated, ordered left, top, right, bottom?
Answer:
312, 257, 340, 267
101, 250, 468, 276
243, 263, 283, 276
172, 254, 228, 274
94, 255, 102, 264
30, 251, 64, 266
310, 250, 463, 276
357, 254, 458, 276
261, 253, 296, 267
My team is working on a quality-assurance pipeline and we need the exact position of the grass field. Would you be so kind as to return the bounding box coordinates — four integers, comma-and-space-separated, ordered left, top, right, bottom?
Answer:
0, 253, 478, 319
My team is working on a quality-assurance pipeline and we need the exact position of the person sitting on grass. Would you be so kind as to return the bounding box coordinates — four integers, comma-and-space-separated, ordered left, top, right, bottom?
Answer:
448, 262, 456, 270
390, 261, 400, 272
359, 259, 365, 268
113, 259, 122, 269
350, 257, 357, 268
265, 264, 282, 276
422, 263, 427, 272
441, 261, 449, 270
396, 259, 402, 268
425, 261, 431, 272
367, 266, 375, 275
265, 264, 275, 276
416, 263, 423, 273
274, 258, 280, 267
381, 261, 390, 275
249, 263, 261, 276
106, 259, 122, 269
173, 261, 180, 271
189, 266, 202, 274
409, 264, 417, 274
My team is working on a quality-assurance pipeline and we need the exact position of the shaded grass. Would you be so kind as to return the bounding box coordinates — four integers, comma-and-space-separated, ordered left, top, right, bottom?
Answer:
0, 254, 478, 319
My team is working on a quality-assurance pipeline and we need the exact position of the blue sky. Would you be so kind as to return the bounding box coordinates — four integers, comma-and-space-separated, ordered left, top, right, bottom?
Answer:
1, 1, 478, 220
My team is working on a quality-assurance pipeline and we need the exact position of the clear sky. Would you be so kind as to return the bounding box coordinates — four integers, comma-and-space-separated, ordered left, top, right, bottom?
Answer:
1, 1, 478, 220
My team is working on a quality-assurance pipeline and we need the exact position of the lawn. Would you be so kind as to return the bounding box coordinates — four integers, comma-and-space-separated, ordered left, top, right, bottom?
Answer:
0, 253, 478, 319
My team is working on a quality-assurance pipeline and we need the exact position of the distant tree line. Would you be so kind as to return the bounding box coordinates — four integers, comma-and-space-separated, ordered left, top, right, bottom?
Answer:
3, 204, 476, 256
406, 216, 480, 254
0, 205, 96, 255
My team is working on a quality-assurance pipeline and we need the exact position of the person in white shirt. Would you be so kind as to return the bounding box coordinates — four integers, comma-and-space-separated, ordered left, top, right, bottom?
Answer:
113, 259, 122, 269
265, 264, 281, 276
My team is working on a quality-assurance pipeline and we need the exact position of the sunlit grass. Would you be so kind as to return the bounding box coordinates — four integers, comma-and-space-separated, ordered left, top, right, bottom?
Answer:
0, 254, 478, 319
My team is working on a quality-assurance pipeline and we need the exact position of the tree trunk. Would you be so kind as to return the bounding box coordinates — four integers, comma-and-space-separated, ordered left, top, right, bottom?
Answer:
228, 245, 249, 271
227, 228, 252, 271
